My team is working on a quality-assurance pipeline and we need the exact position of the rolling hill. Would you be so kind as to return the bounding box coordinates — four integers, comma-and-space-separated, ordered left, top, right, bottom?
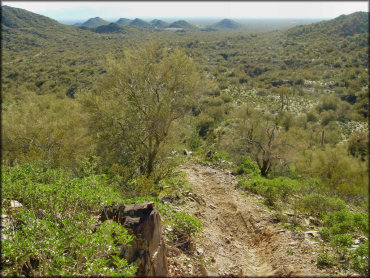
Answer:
287, 11, 368, 38
150, 19, 169, 28
116, 18, 131, 26
79, 17, 109, 27
1, 5, 82, 50
129, 18, 152, 28
168, 20, 196, 29
211, 19, 242, 29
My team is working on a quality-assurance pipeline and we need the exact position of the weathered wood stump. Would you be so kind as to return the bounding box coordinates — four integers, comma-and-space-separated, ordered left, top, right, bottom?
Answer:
100, 202, 167, 277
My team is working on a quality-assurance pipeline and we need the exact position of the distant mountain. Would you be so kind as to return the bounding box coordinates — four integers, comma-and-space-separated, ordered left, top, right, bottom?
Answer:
287, 11, 368, 38
168, 20, 196, 29
129, 18, 151, 28
92, 23, 126, 33
81, 17, 109, 27
116, 18, 131, 26
211, 19, 242, 29
150, 19, 168, 28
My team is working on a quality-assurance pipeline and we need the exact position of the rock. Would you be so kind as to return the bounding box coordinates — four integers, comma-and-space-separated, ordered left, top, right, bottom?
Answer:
305, 230, 319, 238
284, 210, 295, 216
358, 236, 367, 243
309, 216, 321, 226
10, 200, 23, 208
277, 229, 286, 233
100, 202, 167, 277
197, 248, 204, 255
183, 149, 188, 155
188, 264, 192, 268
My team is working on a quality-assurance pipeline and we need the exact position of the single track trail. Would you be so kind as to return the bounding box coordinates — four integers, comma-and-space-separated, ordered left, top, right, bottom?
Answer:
168, 163, 328, 276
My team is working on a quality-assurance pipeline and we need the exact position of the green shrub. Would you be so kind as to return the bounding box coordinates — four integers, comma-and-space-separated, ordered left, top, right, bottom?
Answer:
317, 251, 335, 268
170, 212, 203, 237
235, 156, 259, 176
320, 210, 368, 242
238, 175, 301, 206
299, 193, 347, 217
351, 241, 369, 276
2, 164, 136, 276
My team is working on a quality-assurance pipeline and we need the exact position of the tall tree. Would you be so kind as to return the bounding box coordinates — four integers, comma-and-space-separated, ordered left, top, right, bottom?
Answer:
81, 42, 202, 176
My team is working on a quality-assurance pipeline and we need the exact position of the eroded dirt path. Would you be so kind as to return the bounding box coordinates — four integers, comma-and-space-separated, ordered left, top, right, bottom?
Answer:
172, 163, 327, 276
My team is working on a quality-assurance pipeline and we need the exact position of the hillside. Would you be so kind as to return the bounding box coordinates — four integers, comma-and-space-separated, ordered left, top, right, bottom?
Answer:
1, 5, 82, 50
92, 22, 126, 33
151, 19, 169, 28
2, 5, 369, 277
80, 17, 109, 27
211, 18, 242, 29
287, 11, 368, 38
129, 18, 152, 28
168, 20, 196, 29
1, 5, 61, 29
116, 18, 131, 26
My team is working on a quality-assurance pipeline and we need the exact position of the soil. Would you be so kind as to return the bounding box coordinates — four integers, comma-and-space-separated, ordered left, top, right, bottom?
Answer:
166, 163, 333, 276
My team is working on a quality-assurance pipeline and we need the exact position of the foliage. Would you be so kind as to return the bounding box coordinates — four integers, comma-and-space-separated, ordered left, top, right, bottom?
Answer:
170, 212, 203, 237
1, 164, 136, 276
350, 241, 369, 276
299, 193, 347, 217
235, 155, 260, 175
81, 41, 203, 177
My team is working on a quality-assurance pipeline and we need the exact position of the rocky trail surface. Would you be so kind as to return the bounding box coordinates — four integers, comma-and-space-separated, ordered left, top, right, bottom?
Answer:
166, 163, 330, 276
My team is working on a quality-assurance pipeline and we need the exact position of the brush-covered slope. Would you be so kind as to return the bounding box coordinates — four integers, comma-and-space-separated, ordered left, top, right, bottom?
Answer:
287, 11, 368, 38
1, 5, 82, 50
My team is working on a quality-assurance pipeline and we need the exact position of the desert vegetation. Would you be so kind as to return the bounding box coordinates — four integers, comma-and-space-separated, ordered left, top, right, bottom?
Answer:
1, 5, 368, 276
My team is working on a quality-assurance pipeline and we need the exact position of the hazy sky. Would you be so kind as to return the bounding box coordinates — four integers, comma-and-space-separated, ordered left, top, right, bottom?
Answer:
3, 1, 368, 21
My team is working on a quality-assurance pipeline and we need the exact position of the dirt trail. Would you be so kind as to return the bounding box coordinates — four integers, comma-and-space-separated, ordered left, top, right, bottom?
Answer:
173, 163, 326, 276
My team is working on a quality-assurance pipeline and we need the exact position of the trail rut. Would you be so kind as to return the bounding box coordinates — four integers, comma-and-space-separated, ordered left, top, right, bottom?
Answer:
173, 163, 327, 276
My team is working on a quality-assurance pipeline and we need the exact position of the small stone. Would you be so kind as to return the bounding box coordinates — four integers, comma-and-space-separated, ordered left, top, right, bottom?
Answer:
186, 257, 190, 261
277, 229, 285, 233
188, 264, 192, 268
358, 236, 367, 243
197, 248, 204, 254
305, 230, 319, 237
10, 200, 23, 208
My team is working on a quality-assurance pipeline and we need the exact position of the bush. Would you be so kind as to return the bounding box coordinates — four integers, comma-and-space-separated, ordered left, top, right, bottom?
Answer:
299, 193, 347, 217
238, 175, 301, 207
235, 156, 259, 176
2, 164, 136, 276
351, 241, 369, 276
170, 212, 203, 237
317, 251, 335, 268
320, 210, 368, 242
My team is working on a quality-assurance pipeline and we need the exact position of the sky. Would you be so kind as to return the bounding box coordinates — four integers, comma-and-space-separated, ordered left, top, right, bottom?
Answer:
3, 1, 368, 22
